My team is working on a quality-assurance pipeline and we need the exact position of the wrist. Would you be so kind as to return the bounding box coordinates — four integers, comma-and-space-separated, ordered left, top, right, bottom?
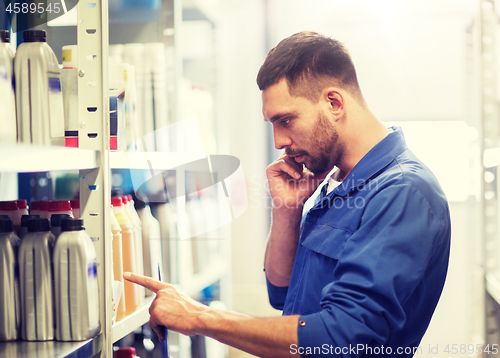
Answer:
271, 205, 303, 221
195, 308, 256, 343
270, 195, 307, 211
195, 306, 219, 337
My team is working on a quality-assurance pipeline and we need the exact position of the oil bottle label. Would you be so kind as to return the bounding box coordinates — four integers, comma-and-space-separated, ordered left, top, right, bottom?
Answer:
48, 75, 64, 138
87, 260, 99, 327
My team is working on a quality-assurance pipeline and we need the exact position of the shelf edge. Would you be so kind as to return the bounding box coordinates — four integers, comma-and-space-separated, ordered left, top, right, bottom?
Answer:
112, 296, 154, 343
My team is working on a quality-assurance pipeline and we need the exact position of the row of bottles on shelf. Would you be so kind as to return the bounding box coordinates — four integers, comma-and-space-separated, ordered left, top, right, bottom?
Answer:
0, 195, 151, 339
0, 199, 79, 231
108, 42, 217, 153
0, 29, 64, 146
0, 185, 227, 341
0, 210, 100, 342
108, 43, 168, 152
0, 28, 123, 149
108, 190, 217, 318
111, 193, 152, 323
0, 28, 217, 154
0, 194, 151, 342
110, 186, 227, 320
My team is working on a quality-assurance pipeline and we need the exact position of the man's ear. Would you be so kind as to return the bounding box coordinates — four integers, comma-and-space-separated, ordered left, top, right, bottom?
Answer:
323, 89, 344, 121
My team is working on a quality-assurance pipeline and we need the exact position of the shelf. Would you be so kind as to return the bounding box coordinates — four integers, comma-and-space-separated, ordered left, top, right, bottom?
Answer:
110, 151, 206, 171
183, 258, 228, 297
112, 296, 154, 343
0, 333, 102, 358
0, 145, 98, 173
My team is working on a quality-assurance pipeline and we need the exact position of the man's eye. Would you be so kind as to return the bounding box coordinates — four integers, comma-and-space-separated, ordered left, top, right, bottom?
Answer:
282, 119, 291, 125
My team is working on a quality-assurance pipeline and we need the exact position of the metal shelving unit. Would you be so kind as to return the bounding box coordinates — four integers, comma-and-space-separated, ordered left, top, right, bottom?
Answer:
75, 0, 112, 357
0, 0, 109, 355
1, 0, 110, 356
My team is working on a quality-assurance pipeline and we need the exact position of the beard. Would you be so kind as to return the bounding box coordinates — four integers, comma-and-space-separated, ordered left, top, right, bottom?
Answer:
286, 110, 340, 174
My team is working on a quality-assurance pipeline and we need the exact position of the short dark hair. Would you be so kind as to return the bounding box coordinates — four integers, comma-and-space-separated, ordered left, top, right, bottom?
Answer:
257, 31, 364, 103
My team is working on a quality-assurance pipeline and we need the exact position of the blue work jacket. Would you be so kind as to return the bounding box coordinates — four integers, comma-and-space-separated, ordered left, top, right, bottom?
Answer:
267, 127, 451, 357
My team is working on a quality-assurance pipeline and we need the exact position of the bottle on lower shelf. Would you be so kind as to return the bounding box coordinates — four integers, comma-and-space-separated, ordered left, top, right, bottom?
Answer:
0, 218, 20, 342
111, 205, 126, 322
19, 218, 55, 341
54, 218, 101, 341
112, 197, 139, 316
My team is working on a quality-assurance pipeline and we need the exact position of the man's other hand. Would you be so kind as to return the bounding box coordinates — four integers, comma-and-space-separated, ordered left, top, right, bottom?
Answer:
123, 272, 211, 340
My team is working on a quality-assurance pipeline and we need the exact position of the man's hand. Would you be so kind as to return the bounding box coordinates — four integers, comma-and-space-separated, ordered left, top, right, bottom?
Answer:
264, 154, 331, 286
123, 272, 210, 340
124, 272, 300, 358
266, 154, 329, 210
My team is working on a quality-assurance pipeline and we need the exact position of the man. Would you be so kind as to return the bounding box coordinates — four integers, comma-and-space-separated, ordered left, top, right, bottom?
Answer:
125, 31, 451, 357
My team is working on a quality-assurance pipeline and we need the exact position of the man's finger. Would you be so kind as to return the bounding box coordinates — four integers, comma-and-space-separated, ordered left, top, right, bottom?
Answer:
269, 159, 301, 180
123, 272, 166, 293
282, 154, 303, 173
149, 316, 165, 342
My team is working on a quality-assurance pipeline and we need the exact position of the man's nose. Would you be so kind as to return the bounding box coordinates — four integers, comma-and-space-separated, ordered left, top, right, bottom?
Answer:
273, 127, 292, 150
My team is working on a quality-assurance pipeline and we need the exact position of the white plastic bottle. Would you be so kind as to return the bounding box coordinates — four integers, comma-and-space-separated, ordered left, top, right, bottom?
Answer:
18, 215, 41, 239
50, 213, 71, 239
19, 218, 55, 341
16, 200, 29, 233
0, 201, 20, 233
144, 43, 169, 151
48, 200, 73, 218
135, 199, 163, 296
110, 206, 126, 322
0, 30, 16, 145
61, 45, 79, 148
16, 200, 29, 218
54, 218, 100, 341
0, 218, 20, 341
123, 195, 144, 302
151, 202, 178, 283
14, 30, 64, 146
186, 197, 209, 274
29, 200, 50, 219
122, 44, 146, 141
112, 197, 139, 315
123, 63, 139, 150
